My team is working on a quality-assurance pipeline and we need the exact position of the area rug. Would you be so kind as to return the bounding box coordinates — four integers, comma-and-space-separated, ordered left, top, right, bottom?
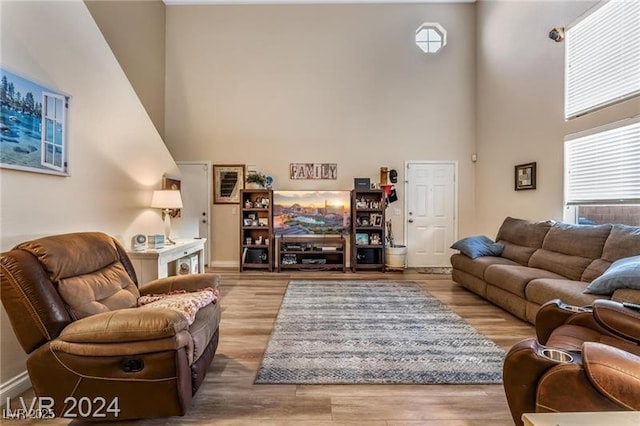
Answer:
255, 280, 505, 384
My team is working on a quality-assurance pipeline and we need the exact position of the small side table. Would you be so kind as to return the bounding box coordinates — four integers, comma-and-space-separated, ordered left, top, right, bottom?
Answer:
127, 238, 206, 283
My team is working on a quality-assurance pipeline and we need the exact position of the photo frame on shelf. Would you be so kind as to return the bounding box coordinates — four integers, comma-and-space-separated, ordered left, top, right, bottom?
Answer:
243, 218, 253, 226
214, 164, 245, 204
515, 162, 537, 191
370, 213, 382, 227
355, 233, 370, 246
258, 218, 269, 226
357, 216, 370, 226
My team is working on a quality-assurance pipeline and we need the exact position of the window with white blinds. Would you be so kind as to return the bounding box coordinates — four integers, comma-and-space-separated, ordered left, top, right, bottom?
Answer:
565, 0, 640, 119
564, 117, 640, 205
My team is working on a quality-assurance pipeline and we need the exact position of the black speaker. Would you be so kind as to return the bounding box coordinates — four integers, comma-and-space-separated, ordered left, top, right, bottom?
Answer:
356, 248, 379, 264
246, 248, 268, 264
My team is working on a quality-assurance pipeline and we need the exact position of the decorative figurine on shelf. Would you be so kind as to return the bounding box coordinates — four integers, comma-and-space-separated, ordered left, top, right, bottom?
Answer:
245, 199, 253, 209
265, 175, 274, 189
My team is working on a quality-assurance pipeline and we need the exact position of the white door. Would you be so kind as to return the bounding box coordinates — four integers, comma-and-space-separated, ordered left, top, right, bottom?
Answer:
175, 162, 212, 265
405, 162, 457, 267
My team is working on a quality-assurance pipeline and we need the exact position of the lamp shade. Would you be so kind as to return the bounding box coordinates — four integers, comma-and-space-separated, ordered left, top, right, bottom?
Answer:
151, 190, 183, 209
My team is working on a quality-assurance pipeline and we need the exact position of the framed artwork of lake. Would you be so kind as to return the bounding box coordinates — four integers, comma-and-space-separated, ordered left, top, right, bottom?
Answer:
1, 68, 70, 176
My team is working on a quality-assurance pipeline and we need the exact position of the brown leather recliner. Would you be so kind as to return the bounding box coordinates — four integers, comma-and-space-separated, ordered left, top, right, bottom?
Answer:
503, 299, 640, 425
0, 232, 222, 420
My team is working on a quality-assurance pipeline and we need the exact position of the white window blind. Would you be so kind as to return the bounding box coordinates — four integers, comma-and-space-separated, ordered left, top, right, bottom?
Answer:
565, 117, 640, 205
565, 0, 640, 119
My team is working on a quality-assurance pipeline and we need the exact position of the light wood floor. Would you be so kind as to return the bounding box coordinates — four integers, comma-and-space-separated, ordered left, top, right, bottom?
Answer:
8, 270, 535, 425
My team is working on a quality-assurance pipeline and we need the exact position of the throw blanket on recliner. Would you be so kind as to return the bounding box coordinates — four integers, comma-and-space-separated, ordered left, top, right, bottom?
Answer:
138, 287, 220, 325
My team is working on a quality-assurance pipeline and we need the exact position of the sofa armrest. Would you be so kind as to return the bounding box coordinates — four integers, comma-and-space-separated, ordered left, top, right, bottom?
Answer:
59, 307, 189, 343
593, 300, 640, 344
583, 341, 640, 409
139, 273, 220, 296
536, 299, 593, 345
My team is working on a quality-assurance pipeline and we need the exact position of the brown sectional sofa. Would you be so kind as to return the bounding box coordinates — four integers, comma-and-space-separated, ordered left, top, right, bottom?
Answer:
451, 217, 640, 324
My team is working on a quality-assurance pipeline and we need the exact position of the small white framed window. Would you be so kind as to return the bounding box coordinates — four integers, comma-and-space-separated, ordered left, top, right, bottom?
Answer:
415, 23, 447, 54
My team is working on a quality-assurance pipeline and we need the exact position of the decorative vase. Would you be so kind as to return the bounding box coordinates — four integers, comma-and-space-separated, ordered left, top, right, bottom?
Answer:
246, 182, 263, 189
385, 245, 407, 269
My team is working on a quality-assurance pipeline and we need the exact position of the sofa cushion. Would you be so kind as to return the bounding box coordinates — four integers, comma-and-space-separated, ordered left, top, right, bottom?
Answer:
541, 223, 612, 259
498, 242, 537, 266
17, 232, 121, 281
450, 235, 504, 259
528, 223, 612, 281
485, 265, 565, 298
582, 259, 613, 284
59, 307, 189, 343
451, 253, 518, 280
545, 324, 604, 352
612, 288, 640, 304
582, 225, 640, 282
584, 255, 640, 295
495, 217, 553, 265
529, 249, 594, 281
57, 262, 140, 320
601, 225, 640, 262
525, 278, 603, 307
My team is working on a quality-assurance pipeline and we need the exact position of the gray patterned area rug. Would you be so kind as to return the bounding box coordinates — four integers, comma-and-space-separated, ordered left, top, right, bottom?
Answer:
255, 280, 505, 384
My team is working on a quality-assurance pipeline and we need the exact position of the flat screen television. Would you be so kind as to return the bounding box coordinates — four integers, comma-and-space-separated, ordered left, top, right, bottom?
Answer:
273, 190, 351, 235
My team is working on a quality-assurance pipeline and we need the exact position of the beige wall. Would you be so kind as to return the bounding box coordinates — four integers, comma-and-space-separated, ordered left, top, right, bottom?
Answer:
475, 0, 640, 236
85, 0, 166, 138
1, 1, 177, 384
165, 3, 478, 265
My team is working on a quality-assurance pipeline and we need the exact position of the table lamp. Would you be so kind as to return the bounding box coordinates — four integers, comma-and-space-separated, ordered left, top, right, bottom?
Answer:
151, 189, 183, 244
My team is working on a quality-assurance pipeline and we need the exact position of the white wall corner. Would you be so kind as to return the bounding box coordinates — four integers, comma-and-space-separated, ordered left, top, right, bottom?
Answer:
0, 371, 31, 407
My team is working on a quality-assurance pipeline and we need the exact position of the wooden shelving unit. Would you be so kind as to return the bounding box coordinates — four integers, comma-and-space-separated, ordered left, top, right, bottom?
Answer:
351, 189, 385, 272
240, 189, 273, 272
277, 235, 346, 272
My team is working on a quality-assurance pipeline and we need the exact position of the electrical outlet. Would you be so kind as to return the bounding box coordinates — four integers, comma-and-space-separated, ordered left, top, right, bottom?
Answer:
394, 208, 401, 216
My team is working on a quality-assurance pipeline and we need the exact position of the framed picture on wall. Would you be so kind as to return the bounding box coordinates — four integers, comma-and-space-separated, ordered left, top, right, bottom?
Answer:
214, 165, 245, 204
0, 68, 71, 176
515, 162, 537, 191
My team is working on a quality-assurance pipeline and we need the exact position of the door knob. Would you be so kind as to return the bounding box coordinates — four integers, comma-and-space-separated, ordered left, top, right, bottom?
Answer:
408, 219, 414, 223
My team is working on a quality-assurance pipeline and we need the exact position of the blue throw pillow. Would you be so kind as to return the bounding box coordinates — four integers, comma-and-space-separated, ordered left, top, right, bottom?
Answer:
584, 255, 640, 295
450, 235, 505, 259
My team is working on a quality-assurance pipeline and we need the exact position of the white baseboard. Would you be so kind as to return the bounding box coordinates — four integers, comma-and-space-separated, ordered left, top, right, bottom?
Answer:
0, 371, 31, 407
209, 260, 239, 269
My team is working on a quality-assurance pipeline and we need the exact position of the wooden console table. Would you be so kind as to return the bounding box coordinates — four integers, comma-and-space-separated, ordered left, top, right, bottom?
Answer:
127, 238, 206, 283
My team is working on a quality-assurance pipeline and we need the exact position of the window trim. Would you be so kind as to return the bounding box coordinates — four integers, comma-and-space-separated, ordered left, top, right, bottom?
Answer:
415, 23, 447, 54
40, 92, 67, 173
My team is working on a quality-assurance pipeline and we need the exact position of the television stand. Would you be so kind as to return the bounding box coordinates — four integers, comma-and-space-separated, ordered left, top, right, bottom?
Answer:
276, 235, 346, 272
